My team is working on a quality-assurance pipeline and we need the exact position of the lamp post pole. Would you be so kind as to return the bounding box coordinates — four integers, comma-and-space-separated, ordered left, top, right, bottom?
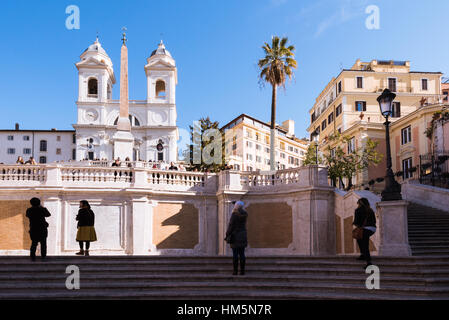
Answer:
378, 89, 402, 201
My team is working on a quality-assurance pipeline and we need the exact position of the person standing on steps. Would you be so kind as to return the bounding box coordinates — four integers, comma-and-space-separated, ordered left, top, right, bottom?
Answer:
26, 198, 51, 262
353, 197, 377, 268
75, 200, 97, 256
225, 201, 248, 276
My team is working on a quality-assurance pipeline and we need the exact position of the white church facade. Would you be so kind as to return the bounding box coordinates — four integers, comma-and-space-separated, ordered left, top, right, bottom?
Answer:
74, 38, 179, 162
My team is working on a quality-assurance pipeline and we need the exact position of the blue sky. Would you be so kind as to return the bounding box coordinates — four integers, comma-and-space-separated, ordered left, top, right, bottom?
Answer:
0, 0, 448, 139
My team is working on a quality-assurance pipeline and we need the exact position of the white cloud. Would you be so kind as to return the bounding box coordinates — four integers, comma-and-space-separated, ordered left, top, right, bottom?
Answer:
314, 0, 370, 37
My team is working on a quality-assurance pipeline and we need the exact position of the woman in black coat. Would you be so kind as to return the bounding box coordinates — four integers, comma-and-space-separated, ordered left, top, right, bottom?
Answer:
75, 200, 97, 256
225, 201, 248, 275
353, 197, 377, 268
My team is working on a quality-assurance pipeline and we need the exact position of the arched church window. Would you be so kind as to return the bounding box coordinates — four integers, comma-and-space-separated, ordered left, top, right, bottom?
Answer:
114, 115, 141, 127
88, 78, 98, 96
107, 84, 112, 99
156, 80, 166, 98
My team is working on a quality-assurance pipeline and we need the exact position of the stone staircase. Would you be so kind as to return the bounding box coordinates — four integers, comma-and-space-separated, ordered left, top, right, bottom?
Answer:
0, 256, 448, 300
408, 203, 449, 256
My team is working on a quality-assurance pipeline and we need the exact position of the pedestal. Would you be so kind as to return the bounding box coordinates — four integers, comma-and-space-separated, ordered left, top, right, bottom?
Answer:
377, 200, 412, 256
113, 130, 134, 161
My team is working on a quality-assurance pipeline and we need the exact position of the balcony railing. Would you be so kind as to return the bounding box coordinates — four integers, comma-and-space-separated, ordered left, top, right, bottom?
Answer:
0, 164, 330, 194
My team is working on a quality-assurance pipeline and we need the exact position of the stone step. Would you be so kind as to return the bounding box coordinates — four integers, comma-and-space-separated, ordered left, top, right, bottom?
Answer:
2, 275, 445, 288
0, 289, 443, 300
2, 281, 448, 297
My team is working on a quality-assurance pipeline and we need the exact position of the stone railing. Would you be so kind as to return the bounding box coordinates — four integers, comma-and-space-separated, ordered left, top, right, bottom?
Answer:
0, 164, 327, 193
147, 170, 206, 188
0, 165, 46, 184
228, 166, 329, 191
0, 164, 214, 193
60, 167, 134, 184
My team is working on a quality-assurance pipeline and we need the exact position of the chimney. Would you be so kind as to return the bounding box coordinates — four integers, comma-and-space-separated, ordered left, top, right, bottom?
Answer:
281, 120, 295, 137
15, 123, 19, 131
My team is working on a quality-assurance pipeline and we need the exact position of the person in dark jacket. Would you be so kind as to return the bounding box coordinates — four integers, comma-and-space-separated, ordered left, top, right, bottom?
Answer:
353, 197, 377, 268
26, 198, 51, 261
75, 200, 97, 256
225, 201, 248, 275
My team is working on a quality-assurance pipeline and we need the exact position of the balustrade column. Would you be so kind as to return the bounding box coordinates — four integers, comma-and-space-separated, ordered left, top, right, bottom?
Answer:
45, 165, 62, 188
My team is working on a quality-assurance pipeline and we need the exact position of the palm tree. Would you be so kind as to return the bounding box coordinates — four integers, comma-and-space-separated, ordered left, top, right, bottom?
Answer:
258, 36, 297, 171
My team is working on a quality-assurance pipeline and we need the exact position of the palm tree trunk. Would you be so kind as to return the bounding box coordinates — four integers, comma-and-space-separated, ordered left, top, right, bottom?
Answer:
270, 84, 277, 171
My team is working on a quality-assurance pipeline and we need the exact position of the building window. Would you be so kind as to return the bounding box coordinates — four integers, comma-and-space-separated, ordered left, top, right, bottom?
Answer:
7, 135, 14, 141
401, 126, 412, 145
311, 112, 316, 123
246, 154, 253, 161
338, 81, 342, 93
392, 102, 401, 118
280, 153, 286, 159
356, 77, 363, 89
255, 133, 260, 141
72, 149, 76, 160
328, 112, 334, 124
336, 104, 342, 117
234, 164, 240, 171
256, 144, 262, 151
280, 142, 285, 150
295, 158, 299, 166
7, 148, 15, 155
348, 137, 355, 153
288, 146, 294, 152
88, 78, 98, 96
158, 152, 164, 161
40, 140, 47, 152
256, 156, 262, 163
56, 148, 62, 155
402, 158, 413, 179
57, 136, 61, 142
265, 147, 270, 154
246, 130, 252, 139
39, 156, 47, 164
73, 134, 76, 144
246, 141, 253, 148
294, 148, 298, 153
265, 136, 269, 145
444, 91, 448, 102
321, 120, 327, 130
23, 136, 30, 141
330, 148, 336, 158
23, 148, 31, 155
156, 80, 166, 98
247, 166, 253, 171
355, 101, 366, 112
422, 79, 428, 91
388, 78, 397, 92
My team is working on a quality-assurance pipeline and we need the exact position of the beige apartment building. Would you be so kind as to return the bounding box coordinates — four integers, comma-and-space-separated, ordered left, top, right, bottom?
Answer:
221, 114, 309, 172
307, 59, 444, 187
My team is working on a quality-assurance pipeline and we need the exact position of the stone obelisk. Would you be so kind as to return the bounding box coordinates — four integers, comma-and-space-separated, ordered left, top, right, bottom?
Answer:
113, 28, 134, 161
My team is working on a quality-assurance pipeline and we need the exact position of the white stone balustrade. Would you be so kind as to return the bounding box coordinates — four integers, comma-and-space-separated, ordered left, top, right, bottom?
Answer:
0, 166, 46, 184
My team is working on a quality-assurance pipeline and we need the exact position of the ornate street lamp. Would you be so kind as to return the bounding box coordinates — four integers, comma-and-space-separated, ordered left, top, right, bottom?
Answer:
377, 89, 402, 201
